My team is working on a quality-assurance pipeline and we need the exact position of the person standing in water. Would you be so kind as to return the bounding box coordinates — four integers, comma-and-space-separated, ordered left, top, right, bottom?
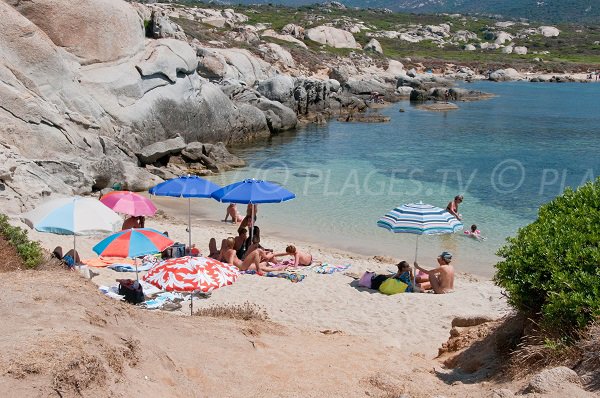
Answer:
446, 195, 463, 221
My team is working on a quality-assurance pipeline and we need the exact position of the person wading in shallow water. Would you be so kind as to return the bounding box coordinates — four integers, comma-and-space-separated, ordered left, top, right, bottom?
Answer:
446, 195, 463, 221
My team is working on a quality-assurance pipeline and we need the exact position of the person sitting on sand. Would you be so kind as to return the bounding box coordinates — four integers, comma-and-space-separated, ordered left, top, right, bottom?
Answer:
122, 216, 142, 230
52, 246, 80, 268
414, 251, 455, 294
446, 195, 463, 221
464, 224, 486, 241
222, 237, 279, 274
268, 245, 313, 267
208, 238, 229, 261
367, 261, 421, 292
234, 228, 248, 252
224, 203, 243, 224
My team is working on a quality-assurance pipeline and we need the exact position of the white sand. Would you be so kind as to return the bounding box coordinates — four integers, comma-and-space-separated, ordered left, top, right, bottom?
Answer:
18, 202, 509, 358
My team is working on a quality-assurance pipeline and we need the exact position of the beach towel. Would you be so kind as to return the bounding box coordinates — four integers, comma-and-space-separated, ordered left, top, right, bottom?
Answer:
83, 257, 135, 268
265, 272, 306, 283
107, 263, 155, 273
314, 263, 351, 274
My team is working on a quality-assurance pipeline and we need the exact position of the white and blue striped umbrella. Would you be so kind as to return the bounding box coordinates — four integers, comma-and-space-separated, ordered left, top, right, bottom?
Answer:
377, 202, 463, 235
377, 202, 463, 287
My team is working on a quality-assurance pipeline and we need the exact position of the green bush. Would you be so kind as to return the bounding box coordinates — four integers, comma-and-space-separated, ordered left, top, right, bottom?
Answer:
0, 214, 44, 268
494, 177, 600, 333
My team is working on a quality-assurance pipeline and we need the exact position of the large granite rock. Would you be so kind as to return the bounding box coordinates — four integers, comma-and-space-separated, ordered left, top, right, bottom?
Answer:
261, 30, 307, 48
525, 367, 581, 394
257, 43, 296, 69
182, 142, 245, 171
196, 47, 275, 85
305, 26, 358, 49
364, 39, 383, 54
489, 68, 524, 82
539, 26, 560, 37
7, 0, 145, 65
281, 24, 305, 39
257, 75, 296, 105
136, 136, 187, 165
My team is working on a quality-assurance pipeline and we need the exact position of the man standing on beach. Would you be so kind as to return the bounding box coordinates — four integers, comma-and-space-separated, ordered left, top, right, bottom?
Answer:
414, 252, 455, 294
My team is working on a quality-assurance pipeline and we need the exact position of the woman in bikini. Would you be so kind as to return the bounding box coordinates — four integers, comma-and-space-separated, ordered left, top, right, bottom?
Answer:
446, 195, 463, 221
222, 238, 281, 275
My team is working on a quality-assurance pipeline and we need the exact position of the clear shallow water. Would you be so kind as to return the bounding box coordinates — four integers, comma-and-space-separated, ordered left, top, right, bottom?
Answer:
207, 82, 600, 277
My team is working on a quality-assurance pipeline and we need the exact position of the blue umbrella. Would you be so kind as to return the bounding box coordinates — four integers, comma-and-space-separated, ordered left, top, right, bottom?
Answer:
377, 202, 463, 286
149, 175, 221, 251
211, 178, 295, 241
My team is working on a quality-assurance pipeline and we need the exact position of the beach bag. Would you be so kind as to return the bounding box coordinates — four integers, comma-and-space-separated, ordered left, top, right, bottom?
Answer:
358, 271, 376, 288
118, 280, 144, 304
379, 278, 408, 295
171, 243, 186, 258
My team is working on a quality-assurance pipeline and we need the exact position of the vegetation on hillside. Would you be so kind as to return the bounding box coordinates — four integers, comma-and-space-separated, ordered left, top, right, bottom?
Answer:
176, 2, 600, 72
0, 214, 44, 268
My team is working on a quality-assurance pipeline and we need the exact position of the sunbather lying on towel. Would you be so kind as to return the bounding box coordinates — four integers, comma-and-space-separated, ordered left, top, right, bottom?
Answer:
222, 238, 281, 275
267, 245, 313, 268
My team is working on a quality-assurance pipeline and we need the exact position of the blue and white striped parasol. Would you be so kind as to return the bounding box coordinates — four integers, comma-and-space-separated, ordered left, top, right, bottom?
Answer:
377, 202, 463, 236
377, 202, 463, 287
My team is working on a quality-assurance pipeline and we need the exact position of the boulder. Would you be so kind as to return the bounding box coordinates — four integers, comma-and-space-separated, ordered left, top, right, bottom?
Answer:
513, 46, 528, 55
328, 65, 354, 85
196, 48, 275, 85
525, 367, 581, 394
7, 0, 145, 65
252, 98, 298, 133
257, 75, 296, 104
489, 68, 523, 81
137, 39, 198, 83
281, 23, 305, 39
345, 78, 392, 95
136, 136, 187, 165
464, 44, 476, 51
305, 26, 358, 49
364, 38, 383, 54
261, 30, 307, 48
410, 89, 428, 102
386, 60, 404, 76
149, 10, 186, 40
495, 32, 513, 45
396, 86, 413, 96
539, 26, 560, 37
501, 46, 514, 54
182, 142, 245, 169
257, 43, 296, 69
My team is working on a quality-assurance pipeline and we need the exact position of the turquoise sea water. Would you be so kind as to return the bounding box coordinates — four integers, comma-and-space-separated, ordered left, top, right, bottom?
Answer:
207, 82, 600, 277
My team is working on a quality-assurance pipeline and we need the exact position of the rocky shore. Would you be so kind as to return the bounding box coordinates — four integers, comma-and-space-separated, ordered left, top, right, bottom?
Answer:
0, 0, 595, 215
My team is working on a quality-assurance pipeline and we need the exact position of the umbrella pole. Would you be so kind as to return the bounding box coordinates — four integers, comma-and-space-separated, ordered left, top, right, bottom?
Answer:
188, 198, 192, 256
190, 290, 193, 316
135, 258, 139, 282
248, 204, 255, 244
413, 235, 420, 288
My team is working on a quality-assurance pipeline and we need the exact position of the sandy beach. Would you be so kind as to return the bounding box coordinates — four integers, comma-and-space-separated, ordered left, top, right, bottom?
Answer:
17, 197, 510, 360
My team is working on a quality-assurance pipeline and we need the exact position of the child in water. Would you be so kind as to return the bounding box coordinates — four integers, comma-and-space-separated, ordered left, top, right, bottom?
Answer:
464, 224, 486, 241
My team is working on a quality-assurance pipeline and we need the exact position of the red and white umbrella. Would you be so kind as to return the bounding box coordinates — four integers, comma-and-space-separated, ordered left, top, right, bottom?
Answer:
142, 256, 239, 293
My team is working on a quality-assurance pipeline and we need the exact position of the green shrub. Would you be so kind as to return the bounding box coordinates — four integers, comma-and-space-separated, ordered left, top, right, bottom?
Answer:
494, 177, 600, 333
0, 214, 44, 268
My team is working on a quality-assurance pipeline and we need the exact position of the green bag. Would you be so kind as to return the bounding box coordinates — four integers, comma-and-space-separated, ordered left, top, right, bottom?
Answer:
379, 278, 408, 295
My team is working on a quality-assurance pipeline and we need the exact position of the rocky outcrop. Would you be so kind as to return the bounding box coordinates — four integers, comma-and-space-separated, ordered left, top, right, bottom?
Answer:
282, 24, 305, 39
196, 47, 275, 84
364, 39, 383, 54
305, 26, 358, 49
525, 367, 582, 394
489, 68, 524, 82
7, 0, 145, 65
261, 30, 307, 48
539, 26, 560, 37
136, 136, 187, 165
257, 43, 296, 69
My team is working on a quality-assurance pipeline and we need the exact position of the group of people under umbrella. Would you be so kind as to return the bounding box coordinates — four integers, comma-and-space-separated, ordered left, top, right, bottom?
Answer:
22, 174, 465, 314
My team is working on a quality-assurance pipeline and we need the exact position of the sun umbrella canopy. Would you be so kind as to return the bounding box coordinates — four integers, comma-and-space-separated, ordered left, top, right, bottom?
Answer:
143, 256, 239, 293
149, 175, 220, 198
93, 228, 173, 258
22, 196, 121, 236
377, 202, 463, 235
100, 191, 157, 217
211, 178, 295, 204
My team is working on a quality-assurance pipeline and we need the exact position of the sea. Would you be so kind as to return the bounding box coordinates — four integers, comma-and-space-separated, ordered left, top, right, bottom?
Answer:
202, 81, 600, 277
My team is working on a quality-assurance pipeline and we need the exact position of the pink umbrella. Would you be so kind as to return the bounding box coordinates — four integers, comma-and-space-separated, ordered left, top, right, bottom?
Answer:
100, 191, 157, 217
143, 256, 239, 314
